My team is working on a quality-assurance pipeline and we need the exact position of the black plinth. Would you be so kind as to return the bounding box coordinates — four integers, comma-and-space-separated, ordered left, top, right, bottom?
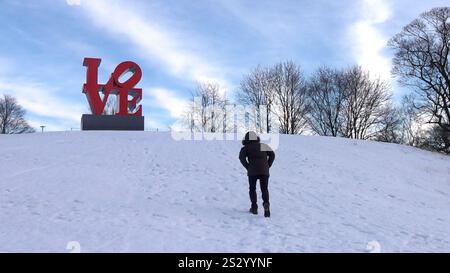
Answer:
81, 114, 144, 131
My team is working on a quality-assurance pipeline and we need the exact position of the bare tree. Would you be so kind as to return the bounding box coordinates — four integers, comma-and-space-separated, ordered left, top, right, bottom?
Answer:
396, 94, 427, 146
184, 82, 227, 133
102, 95, 118, 115
421, 124, 450, 153
271, 61, 309, 134
388, 7, 450, 151
306, 66, 392, 140
340, 66, 391, 140
0, 94, 35, 134
237, 65, 275, 133
306, 67, 346, 136
374, 104, 402, 143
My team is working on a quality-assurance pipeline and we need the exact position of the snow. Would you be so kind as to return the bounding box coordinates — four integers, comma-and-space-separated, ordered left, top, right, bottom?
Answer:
0, 131, 449, 252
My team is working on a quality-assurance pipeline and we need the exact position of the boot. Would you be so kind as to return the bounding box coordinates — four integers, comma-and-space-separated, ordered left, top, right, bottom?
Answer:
263, 203, 270, 218
249, 204, 258, 215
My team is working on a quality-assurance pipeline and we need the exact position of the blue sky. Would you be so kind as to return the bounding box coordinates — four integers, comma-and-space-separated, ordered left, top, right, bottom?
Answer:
0, 0, 448, 131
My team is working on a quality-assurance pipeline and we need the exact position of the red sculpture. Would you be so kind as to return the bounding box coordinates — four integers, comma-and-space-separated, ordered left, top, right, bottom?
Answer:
82, 58, 143, 116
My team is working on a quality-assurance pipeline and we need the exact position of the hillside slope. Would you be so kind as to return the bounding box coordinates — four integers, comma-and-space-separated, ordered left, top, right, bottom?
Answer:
0, 131, 449, 252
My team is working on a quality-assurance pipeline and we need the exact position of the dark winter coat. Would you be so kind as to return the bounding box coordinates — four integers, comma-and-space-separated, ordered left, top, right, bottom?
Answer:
239, 132, 275, 176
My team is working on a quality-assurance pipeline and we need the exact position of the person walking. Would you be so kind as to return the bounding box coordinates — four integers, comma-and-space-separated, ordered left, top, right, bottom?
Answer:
239, 131, 275, 217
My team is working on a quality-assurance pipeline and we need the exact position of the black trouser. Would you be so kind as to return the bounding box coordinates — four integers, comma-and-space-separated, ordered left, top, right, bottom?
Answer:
248, 175, 269, 207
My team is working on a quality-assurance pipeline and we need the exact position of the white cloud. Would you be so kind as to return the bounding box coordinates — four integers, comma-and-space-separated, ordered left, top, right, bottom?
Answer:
0, 77, 85, 124
66, 0, 81, 6
63, 40, 96, 56
27, 119, 68, 132
350, 0, 392, 81
144, 116, 168, 131
0, 56, 17, 76
80, 0, 229, 89
146, 88, 189, 119
0, 55, 84, 131
219, 1, 297, 43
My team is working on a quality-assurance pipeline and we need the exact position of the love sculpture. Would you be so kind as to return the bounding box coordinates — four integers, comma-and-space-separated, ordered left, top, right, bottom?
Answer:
81, 57, 144, 130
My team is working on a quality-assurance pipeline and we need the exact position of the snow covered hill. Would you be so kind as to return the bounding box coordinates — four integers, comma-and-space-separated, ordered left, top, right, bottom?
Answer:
0, 131, 449, 252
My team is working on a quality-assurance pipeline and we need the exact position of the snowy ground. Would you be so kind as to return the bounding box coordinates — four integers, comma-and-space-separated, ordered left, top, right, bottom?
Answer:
0, 131, 449, 252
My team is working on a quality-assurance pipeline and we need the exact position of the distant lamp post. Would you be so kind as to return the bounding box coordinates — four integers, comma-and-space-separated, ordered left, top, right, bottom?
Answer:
40, 126, 45, 133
